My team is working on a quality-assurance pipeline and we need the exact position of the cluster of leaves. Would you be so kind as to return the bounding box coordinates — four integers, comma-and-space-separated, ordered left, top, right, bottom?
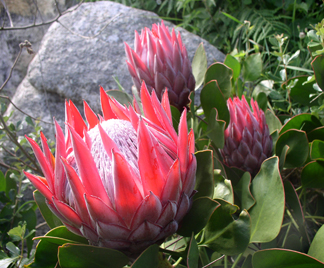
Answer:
0, 107, 50, 267
83, 0, 324, 54
0, 47, 53, 266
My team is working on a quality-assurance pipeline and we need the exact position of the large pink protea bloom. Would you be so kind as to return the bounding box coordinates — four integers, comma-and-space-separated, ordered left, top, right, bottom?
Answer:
24, 83, 196, 254
220, 96, 272, 176
125, 21, 195, 111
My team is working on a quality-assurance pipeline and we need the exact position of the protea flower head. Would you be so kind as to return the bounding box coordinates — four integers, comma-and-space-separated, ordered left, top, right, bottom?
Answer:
220, 96, 272, 176
125, 20, 195, 111
24, 83, 196, 255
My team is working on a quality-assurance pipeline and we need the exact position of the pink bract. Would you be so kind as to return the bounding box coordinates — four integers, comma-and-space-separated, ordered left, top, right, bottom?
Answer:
24, 83, 196, 254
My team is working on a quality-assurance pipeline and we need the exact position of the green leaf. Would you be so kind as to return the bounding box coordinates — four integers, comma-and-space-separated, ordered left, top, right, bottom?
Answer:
308, 225, 324, 262
308, 127, 324, 142
192, 43, 207, 91
279, 65, 314, 73
234, 172, 255, 211
8, 224, 25, 242
207, 109, 225, 149
34, 190, 62, 229
106, 90, 132, 106
131, 244, 159, 268
194, 150, 214, 199
58, 244, 129, 268
301, 160, 324, 188
203, 200, 251, 255
275, 130, 309, 168
214, 173, 233, 204
0, 171, 5, 192
252, 249, 324, 268
284, 181, 310, 248
311, 55, 324, 91
171, 106, 181, 131
187, 234, 199, 268
5, 171, 16, 199
249, 157, 284, 243
224, 54, 241, 82
0, 257, 20, 267
310, 140, 324, 160
28, 226, 88, 268
242, 53, 262, 82
241, 255, 253, 268
279, 114, 322, 135
177, 197, 220, 237
204, 63, 233, 99
256, 92, 267, 112
6, 242, 20, 256
221, 11, 242, 24
265, 109, 282, 134
284, 76, 318, 106
200, 80, 230, 125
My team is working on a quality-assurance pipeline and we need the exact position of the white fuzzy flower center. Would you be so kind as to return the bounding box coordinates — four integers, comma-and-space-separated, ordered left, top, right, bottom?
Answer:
66, 119, 139, 207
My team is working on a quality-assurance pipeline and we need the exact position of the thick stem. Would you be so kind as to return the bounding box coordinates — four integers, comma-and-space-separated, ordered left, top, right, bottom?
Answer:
158, 253, 173, 268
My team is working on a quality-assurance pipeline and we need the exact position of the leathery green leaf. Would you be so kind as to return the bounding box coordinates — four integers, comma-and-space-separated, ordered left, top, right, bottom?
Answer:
106, 90, 132, 106
242, 53, 262, 82
279, 113, 322, 135
253, 249, 324, 268
284, 181, 310, 249
187, 234, 199, 268
224, 54, 241, 82
131, 244, 159, 268
177, 197, 220, 237
58, 244, 129, 268
214, 172, 234, 204
249, 157, 284, 243
308, 225, 324, 262
192, 43, 207, 91
34, 190, 62, 229
275, 129, 309, 168
204, 63, 233, 99
203, 199, 251, 255
301, 160, 324, 189
265, 109, 282, 134
200, 80, 229, 125
207, 108, 225, 149
194, 150, 214, 199
311, 55, 324, 91
27, 226, 87, 268
310, 140, 324, 160
234, 172, 255, 211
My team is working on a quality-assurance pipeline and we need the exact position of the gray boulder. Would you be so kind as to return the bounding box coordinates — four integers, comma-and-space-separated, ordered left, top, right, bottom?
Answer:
7, 1, 225, 139
0, 0, 74, 97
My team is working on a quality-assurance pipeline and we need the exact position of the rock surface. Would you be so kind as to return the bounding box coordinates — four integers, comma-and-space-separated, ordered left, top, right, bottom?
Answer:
7, 1, 225, 139
0, 0, 74, 97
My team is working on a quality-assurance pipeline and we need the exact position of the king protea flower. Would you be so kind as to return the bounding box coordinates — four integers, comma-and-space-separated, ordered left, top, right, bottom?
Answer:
24, 83, 196, 254
125, 21, 195, 111
220, 96, 272, 176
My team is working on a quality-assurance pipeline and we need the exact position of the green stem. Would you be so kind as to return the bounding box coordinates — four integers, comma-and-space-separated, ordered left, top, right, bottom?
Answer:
173, 257, 183, 267
224, 256, 228, 268
231, 253, 243, 268
305, 216, 324, 221
157, 253, 173, 268
281, 222, 291, 247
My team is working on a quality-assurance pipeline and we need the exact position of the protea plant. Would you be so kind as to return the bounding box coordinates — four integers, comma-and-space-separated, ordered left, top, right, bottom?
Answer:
24, 83, 196, 255
125, 20, 195, 111
220, 96, 272, 176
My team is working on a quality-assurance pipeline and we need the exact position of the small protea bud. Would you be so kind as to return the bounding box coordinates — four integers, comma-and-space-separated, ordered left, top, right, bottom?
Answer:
125, 20, 195, 110
221, 96, 273, 176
